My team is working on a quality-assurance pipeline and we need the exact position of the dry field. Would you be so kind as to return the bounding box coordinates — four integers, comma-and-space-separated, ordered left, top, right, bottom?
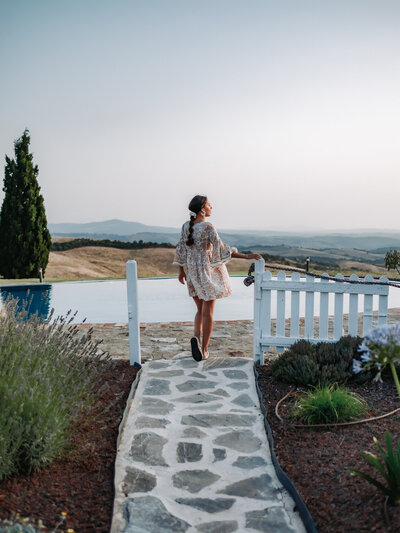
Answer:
45, 246, 252, 280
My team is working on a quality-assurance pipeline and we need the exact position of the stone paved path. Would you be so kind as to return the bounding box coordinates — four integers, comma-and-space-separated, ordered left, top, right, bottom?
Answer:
82, 320, 254, 362
111, 356, 306, 533
80, 309, 400, 363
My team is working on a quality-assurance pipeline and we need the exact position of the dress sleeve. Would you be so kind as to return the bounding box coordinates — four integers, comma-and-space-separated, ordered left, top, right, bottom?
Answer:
208, 224, 238, 266
173, 224, 187, 266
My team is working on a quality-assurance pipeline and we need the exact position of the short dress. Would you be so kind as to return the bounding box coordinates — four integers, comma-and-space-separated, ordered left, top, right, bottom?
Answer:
173, 221, 238, 301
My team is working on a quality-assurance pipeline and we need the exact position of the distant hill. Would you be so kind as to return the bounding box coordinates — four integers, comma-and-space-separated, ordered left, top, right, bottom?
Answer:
49, 219, 400, 251
234, 233, 400, 251
49, 219, 177, 236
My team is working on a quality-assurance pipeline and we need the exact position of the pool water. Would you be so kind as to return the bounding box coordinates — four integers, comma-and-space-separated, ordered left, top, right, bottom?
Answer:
0, 284, 52, 320
0, 278, 254, 323
1, 277, 399, 324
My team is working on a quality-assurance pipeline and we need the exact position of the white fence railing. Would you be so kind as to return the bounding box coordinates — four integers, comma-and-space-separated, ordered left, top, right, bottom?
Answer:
126, 260, 141, 366
253, 259, 389, 364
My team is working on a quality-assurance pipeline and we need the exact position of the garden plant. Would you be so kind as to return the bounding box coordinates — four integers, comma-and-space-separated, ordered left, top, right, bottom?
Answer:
351, 323, 400, 506
0, 511, 73, 532
271, 335, 370, 387
292, 383, 368, 425
352, 430, 400, 506
353, 323, 400, 399
0, 298, 110, 480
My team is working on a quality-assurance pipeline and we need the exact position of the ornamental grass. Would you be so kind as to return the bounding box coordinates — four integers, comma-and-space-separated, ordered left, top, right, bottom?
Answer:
292, 383, 368, 425
0, 298, 110, 480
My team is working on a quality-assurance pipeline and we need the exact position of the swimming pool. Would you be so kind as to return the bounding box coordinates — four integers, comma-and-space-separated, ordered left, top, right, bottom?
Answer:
0, 278, 254, 323
50, 277, 255, 323
1, 277, 400, 324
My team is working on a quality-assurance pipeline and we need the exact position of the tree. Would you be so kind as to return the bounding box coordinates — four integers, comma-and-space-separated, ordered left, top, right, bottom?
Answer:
0, 129, 52, 279
385, 250, 400, 276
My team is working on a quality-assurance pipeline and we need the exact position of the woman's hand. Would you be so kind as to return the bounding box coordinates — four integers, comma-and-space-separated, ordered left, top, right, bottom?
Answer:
247, 253, 263, 260
178, 267, 186, 285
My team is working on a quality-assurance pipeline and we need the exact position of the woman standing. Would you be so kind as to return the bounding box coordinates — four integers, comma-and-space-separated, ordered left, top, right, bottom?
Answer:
173, 195, 262, 361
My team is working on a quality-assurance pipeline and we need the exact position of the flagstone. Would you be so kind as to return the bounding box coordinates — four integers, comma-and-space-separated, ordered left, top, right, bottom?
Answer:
172, 469, 220, 493
176, 442, 203, 463
130, 432, 168, 466
175, 497, 235, 513
123, 496, 190, 533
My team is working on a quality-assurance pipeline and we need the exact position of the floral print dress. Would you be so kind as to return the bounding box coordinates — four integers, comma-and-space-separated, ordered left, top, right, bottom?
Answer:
173, 221, 237, 301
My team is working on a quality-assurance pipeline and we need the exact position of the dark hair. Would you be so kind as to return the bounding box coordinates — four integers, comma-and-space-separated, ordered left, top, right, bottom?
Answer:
186, 195, 207, 246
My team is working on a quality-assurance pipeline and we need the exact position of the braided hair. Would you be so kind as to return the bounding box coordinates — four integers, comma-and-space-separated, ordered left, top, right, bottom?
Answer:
186, 195, 207, 246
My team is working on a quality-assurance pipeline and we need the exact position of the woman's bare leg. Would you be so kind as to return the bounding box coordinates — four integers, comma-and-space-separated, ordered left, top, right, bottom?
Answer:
202, 300, 216, 354
193, 296, 203, 340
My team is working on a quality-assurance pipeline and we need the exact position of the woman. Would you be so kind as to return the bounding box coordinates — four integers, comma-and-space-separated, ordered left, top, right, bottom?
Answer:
173, 195, 262, 361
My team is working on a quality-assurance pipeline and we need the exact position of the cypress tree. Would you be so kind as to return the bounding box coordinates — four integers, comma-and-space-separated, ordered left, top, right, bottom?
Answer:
0, 129, 52, 279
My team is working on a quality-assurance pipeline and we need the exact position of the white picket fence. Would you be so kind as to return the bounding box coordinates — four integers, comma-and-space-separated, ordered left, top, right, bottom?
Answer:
253, 258, 389, 364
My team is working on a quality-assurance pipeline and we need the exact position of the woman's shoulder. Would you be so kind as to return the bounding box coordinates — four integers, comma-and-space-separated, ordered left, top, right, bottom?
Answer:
203, 221, 218, 233
191, 220, 214, 230
201, 221, 216, 229
192, 221, 216, 233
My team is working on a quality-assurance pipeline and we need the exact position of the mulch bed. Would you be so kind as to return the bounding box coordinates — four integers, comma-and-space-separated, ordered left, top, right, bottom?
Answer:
0, 360, 138, 533
1, 359, 399, 532
257, 362, 400, 533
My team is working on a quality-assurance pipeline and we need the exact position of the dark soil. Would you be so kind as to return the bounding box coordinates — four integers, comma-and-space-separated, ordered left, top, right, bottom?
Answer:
0, 360, 138, 533
257, 362, 400, 533
0, 359, 399, 533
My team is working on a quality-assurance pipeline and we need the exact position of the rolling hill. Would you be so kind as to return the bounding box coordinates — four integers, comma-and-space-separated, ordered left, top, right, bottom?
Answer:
49, 219, 400, 251
44, 220, 400, 280
45, 246, 252, 280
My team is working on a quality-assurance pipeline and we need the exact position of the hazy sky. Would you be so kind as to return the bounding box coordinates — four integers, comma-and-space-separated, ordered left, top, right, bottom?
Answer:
1, 0, 399, 231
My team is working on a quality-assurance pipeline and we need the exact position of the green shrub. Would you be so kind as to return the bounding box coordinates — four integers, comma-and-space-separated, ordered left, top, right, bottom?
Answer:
271, 336, 369, 386
0, 299, 110, 480
271, 340, 318, 386
292, 384, 368, 425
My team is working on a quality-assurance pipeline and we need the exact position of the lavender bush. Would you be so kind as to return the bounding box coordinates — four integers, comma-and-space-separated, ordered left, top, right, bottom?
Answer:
0, 298, 110, 479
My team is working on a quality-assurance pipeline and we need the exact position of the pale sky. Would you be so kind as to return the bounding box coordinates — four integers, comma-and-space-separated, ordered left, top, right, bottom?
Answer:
0, 0, 399, 231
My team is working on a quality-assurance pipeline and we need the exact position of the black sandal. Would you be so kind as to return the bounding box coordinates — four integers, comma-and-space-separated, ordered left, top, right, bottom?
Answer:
190, 337, 203, 362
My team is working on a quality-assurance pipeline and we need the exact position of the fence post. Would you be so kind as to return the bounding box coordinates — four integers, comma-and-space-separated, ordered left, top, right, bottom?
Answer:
126, 260, 141, 367
253, 258, 265, 364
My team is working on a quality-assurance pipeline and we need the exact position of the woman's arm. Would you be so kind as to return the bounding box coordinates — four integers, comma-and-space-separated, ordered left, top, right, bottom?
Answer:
178, 266, 186, 285
231, 251, 263, 260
